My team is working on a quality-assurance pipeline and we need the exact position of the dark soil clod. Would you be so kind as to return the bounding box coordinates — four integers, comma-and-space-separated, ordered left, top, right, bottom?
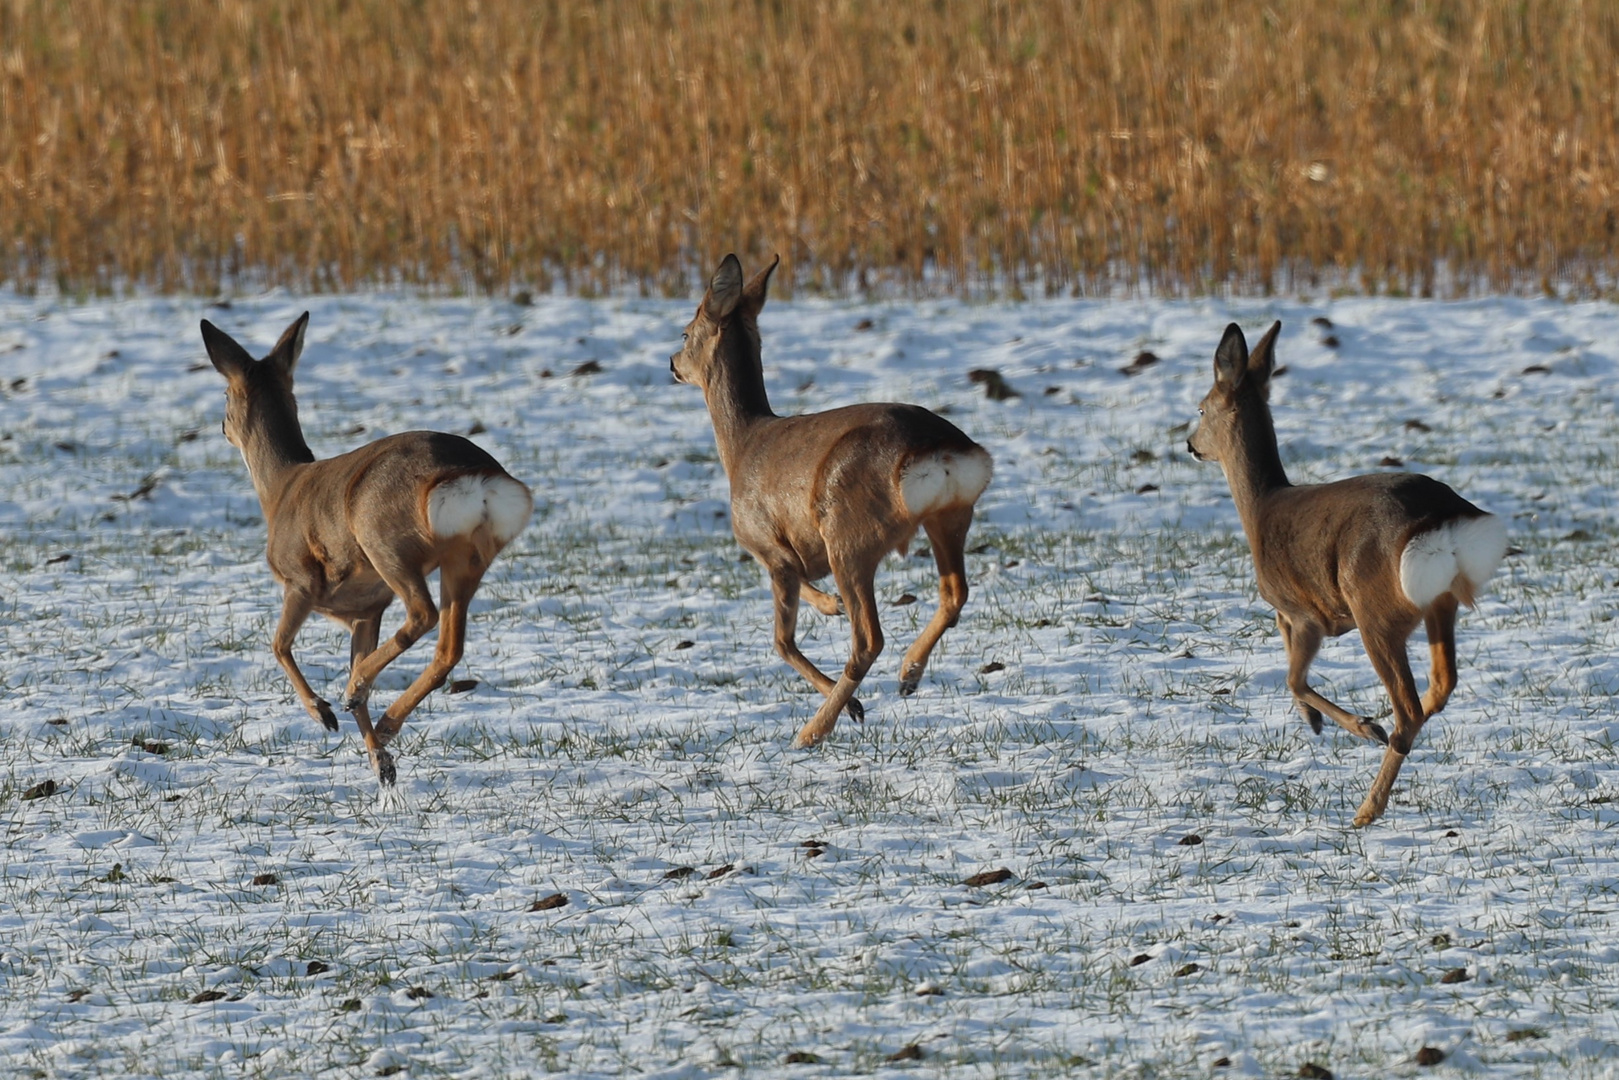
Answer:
963, 868, 1014, 887
967, 368, 1020, 400
22, 779, 59, 801
1121, 350, 1159, 376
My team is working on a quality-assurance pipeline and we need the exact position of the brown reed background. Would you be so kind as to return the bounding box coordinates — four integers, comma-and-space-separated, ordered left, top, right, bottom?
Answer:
3, 0, 1618, 297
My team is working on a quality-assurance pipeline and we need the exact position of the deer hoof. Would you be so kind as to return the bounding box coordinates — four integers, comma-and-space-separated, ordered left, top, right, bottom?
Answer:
373, 748, 397, 787
845, 697, 865, 723
898, 673, 920, 697
314, 699, 340, 732
792, 726, 829, 750
1365, 720, 1390, 746
1302, 707, 1323, 735
1352, 806, 1380, 828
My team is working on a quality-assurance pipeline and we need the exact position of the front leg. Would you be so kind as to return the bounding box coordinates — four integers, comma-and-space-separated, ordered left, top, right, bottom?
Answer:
1279, 613, 1388, 745
271, 589, 338, 732
769, 569, 864, 725
794, 559, 884, 749
799, 582, 843, 617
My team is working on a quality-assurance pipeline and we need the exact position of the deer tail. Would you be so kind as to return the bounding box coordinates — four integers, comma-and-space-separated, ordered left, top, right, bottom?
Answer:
1399, 513, 1508, 609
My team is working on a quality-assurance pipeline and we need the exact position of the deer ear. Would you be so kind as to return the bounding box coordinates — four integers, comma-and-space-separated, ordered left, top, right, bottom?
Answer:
200, 319, 253, 381
702, 255, 744, 321
740, 253, 780, 316
1248, 320, 1281, 382
264, 312, 309, 381
1213, 323, 1249, 389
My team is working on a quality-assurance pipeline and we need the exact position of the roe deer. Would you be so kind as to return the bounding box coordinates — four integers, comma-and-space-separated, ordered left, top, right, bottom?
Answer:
200, 313, 533, 786
671, 254, 993, 748
1189, 321, 1507, 826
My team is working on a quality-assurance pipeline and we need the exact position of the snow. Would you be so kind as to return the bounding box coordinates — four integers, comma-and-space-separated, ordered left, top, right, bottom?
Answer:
2, 289, 1618, 1077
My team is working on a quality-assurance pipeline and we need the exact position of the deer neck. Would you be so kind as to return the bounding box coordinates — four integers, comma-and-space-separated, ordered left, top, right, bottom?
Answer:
702, 327, 777, 476
239, 393, 316, 515
1220, 395, 1292, 537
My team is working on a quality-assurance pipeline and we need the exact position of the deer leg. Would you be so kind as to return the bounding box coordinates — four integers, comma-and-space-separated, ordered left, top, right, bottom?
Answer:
770, 569, 864, 722
347, 600, 396, 783
1352, 621, 1428, 827
342, 568, 438, 713
374, 542, 488, 746
899, 505, 973, 696
794, 559, 884, 749
1279, 614, 1389, 745
270, 589, 339, 733
799, 582, 843, 617
1421, 595, 1460, 719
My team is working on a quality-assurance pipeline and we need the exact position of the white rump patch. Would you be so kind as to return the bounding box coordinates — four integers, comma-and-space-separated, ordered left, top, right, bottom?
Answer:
900, 447, 993, 517
427, 473, 534, 546
1398, 514, 1508, 609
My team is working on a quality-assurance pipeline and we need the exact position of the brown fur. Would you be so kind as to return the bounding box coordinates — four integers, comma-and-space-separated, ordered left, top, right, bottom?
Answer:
200, 313, 531, 785
671, 254, 992, 748
1188, 320, 1493, 826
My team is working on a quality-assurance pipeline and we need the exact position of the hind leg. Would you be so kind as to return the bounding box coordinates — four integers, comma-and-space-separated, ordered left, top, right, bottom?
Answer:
898, 505, 973, 696
342, 562, 438, 712
373, 540, 489, 747
1420, 595, 1459, 719
346, 599, 398, 783
1352, 616, 1427, 827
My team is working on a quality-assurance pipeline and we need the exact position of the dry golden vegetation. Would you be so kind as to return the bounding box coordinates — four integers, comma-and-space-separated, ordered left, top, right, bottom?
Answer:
3, 0, 1618, 296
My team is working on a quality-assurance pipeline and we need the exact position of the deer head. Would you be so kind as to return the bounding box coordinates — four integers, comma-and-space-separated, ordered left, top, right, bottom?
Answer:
200, 312, 310, 454
670, 253, 778, 389
1186, 320, 1280, 463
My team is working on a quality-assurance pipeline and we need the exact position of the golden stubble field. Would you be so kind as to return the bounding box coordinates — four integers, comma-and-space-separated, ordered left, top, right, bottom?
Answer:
3, 0, 1617, 296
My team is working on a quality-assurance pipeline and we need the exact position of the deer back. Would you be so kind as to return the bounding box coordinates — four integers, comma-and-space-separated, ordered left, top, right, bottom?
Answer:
268, 432, 528, 580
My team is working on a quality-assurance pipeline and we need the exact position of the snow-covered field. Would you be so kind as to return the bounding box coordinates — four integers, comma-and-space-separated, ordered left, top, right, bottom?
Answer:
2, 288, 1617, 1078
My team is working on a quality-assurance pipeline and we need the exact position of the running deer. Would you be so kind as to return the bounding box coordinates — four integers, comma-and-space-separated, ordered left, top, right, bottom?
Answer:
200, 313, 532, 786
671, 254, 993, 748
1188, 321, 1507, 826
